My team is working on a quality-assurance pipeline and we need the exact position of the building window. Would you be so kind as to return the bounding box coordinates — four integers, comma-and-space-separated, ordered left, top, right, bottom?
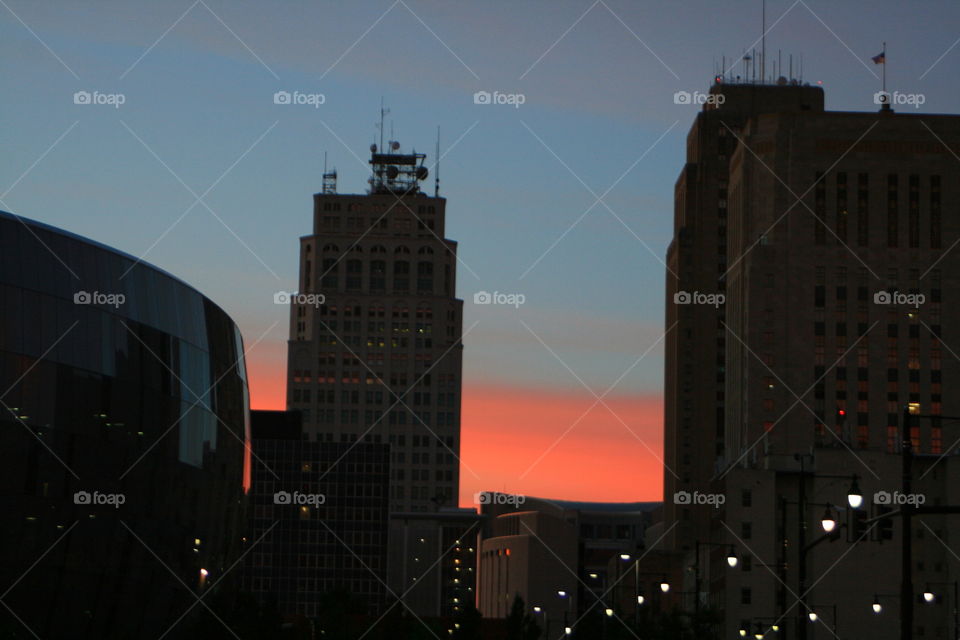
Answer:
836, 172, 847, 243
393, 261, 410, 292
908, 174, 920, 248
887, 174, 898, 248
931, 175, 941, 249
857, 173, 869, 246
814, 172, 826, 245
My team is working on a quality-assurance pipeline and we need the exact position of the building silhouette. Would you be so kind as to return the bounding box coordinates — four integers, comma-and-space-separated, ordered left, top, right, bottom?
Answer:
0, 210, 249, 639
282, 139, 468, 619
243, 410, 390, 619
285, 141, 463, 514
659, 78, 960, 639
477, 494, 659, 630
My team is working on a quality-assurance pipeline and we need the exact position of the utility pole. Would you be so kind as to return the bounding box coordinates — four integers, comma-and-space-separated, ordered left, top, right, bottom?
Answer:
901, 406, 914, 640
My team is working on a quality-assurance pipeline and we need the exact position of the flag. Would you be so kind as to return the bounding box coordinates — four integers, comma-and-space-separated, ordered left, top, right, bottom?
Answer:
872, 51, 886, 64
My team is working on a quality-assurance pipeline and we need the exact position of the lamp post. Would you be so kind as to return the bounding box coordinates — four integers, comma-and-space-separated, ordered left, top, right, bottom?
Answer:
557, 590, 573, 636
922, 581, 959, 640
751, 616, 782, 637
690, 541, 738, 632
791, 453, 862, 640
807, 604, 838, 639
871, 592, 898, 615
532, 606, 549, 640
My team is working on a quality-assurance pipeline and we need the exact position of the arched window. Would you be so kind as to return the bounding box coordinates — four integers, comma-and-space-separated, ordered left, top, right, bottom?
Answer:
393, 260, 410, 292
322, 243, 339, 253
371, 245, 387, 254
371, 260, 386, 291
346, 259, 363, 291
395, 245, 410, 255
321, 257, 338, 289
417, 246, 434, 255
417, 261, 433, 293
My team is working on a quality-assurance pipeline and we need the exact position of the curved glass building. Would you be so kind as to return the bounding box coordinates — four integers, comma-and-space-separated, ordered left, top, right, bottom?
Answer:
0, 210, 250, 638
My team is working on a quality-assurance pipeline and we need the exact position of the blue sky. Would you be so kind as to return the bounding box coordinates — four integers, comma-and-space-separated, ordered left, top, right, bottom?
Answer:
2, 0, 959, 401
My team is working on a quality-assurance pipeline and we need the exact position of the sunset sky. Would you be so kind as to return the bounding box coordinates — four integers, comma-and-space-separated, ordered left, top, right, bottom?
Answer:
3, 1, 958, 506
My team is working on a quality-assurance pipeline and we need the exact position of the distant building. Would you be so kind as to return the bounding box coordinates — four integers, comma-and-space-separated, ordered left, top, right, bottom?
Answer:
244, 410, 390, 618
477, 493, 658, 634
0, 210, 249, 639
283, 138, 466, 619
388, 508, 482, 618
662, 78, 960, 639
285, 141, 463, 514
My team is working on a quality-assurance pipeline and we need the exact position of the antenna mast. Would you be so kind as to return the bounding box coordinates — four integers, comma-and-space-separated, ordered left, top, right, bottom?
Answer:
435, 126, 440, 197
761, 0, 766, 82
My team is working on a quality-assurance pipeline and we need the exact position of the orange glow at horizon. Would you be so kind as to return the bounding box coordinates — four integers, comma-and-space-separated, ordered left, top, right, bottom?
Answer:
459, 384, 663, 507
248, 362, 664, 508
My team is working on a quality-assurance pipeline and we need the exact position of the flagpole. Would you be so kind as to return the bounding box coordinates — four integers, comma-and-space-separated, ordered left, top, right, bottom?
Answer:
882, 41, 887, 94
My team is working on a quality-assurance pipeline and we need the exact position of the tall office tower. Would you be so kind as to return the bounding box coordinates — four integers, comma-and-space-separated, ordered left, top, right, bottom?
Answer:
285, 141, 463, 514
665, 79, 960, 640
663, 81, 825, 552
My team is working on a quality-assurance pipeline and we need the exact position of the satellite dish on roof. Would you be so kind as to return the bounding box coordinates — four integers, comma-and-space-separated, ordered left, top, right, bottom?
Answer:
416, 166, 429, 181
391, 141, 400, 150
370, 144, 377, 152
386, 165, 399, 179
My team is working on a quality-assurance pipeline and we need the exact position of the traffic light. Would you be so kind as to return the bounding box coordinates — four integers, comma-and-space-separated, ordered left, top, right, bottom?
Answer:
848, 507, 867, 542
877, 505, 894, 541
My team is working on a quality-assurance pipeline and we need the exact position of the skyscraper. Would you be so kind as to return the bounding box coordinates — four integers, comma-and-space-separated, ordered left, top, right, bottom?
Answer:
663, 78, 960, 639
285, 141, 463, 514
663, 81, 826, 553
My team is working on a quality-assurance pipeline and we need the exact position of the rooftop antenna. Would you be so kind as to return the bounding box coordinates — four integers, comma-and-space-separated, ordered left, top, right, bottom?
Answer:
761, 0, 766, 82
322, 151, 337, 194
434, 126, 440, 197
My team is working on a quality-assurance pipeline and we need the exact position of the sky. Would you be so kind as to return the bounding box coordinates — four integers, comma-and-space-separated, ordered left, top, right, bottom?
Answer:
2, 0, 959, 507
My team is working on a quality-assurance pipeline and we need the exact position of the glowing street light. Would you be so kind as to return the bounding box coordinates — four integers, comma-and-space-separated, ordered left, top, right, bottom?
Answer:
820, 504, 837, 533
847, 476, 863, 509
726, 546, 739, 568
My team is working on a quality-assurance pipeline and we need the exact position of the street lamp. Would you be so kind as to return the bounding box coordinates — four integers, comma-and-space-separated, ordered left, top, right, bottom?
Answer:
636, 594, 644, 605
659, 581, 670, 593
557, 589, 573, 636
921, 581, 959, 640
873, 597, 882, 614
532, 606, 549, 638
820, 504, 837, 533
847, 476, 863, 509
727, 545, 739, 567
807, 604, 839, 636
605, 608, 614, 617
